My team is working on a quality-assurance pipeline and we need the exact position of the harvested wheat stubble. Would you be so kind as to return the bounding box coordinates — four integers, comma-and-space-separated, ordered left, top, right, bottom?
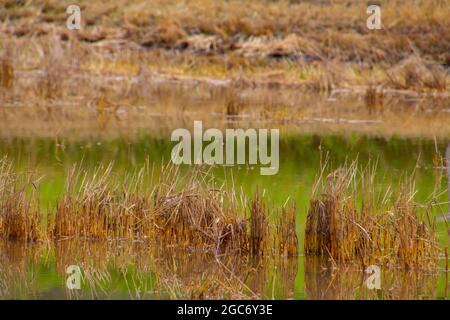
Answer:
305, 161, 440, 270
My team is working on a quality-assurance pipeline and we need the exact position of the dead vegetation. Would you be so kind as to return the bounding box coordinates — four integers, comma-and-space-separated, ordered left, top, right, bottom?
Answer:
0, 10, 449, 141
152, 165, 248, 254
304, 256, 440, 300
0, 157, 42, 242
0, 157, 297, 257
386, 56, 448, 92
0, 155, 445, 273
0, 58, 14, 89
305, 160, 440, 270
0, 0, 448, 92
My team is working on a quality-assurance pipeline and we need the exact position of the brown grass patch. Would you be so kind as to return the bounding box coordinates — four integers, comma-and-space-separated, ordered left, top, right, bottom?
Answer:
305, 160, 440, 270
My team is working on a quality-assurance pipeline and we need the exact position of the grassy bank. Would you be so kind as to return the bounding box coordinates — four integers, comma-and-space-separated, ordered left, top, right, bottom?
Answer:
0, 0, 448, 92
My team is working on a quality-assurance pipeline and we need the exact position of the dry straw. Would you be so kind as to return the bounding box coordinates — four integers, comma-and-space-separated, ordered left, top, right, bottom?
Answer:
0, 157, 41, 242
305, 160, 440, 270
0, 158, 296, 257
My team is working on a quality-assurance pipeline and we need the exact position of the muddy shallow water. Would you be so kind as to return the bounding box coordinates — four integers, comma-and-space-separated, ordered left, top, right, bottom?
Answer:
0, 134, 448, 299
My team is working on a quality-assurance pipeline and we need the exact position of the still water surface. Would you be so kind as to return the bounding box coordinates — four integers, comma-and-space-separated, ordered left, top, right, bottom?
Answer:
0, 134, 448, 299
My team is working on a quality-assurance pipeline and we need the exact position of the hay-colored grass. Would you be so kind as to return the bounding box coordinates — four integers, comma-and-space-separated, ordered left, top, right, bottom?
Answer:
305, 161, 440, 270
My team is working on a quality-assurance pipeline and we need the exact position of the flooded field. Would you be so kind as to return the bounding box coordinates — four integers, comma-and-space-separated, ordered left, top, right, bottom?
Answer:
1, 69, 449, 300
0, 0, 449, 301
0, 133, 448, 299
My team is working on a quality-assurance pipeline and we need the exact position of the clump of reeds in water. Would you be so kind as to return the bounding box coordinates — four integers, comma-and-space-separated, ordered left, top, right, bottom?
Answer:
153, 165, 248, 254
0, 156, 297, 257
150, 167, 297, 256
0, 158, 42, 242
51, 163, 153, 240
304, 160, 440, 270
49, 162, 297, 257
248, 193, 269, 256
365, 85, 384, 114
276, 202, 298, 257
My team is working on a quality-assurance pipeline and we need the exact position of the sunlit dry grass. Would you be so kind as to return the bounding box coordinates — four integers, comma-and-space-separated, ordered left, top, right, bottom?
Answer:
1, 0, 448, 92
0, 158, 42, 242
305, 160, 441, 270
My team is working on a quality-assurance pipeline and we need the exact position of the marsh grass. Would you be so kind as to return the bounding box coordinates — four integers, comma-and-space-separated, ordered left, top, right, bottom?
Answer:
0, 158, 42, 242
51, 163, 153, 240
364, 85, 384, 114
0, 58, 14, 89
386, 57, 448, 92
305, 160, 440, 270
2, 0, 449, 93
47, 161, 297, 257
304, 256, 439, 300
0, 155, 444, 273
153, 165, 248, 254
277, 202, 298, 257
248, 192, 269, 256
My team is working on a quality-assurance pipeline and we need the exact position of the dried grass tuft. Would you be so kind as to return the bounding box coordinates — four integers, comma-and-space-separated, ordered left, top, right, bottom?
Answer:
0, 158, 42, 242
305, 160, 440, 270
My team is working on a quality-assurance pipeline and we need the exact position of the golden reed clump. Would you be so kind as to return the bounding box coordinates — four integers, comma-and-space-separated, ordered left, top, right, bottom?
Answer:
0, 58, 14, 89
0, 158, 41, 242
0, 156, 442, 271
305, 161, 440, 270
50, 164, 153, 240
277, 203, 298, 257
152, 165, 248, 254
47, 162, 298, 257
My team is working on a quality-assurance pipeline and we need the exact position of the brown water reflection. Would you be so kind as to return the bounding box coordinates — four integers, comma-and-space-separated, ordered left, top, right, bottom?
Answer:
304, 256, 441, 300
0, 240, 446, 300
1, 240, 298, 299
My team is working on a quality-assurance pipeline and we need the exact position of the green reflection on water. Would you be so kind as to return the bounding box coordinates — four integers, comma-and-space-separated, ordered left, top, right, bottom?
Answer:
0, 133, 448, 299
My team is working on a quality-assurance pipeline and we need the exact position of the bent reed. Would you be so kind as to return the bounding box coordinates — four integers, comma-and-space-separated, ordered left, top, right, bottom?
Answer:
0, 157, 444, 269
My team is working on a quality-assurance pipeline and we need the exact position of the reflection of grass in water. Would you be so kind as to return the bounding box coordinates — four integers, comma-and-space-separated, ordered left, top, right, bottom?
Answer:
0, 240, 446, 300
304, 256, 442, 300
0, 157, 298, 259
1, 240, 298, 299
0, 242, 48, 299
